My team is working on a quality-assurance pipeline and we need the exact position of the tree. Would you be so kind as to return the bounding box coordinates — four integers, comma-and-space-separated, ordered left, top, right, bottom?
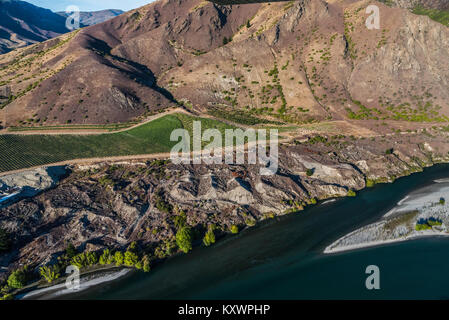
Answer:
71, 251, 98, 269
347, 189, 357, 197
223, 37, 229, 45
114, 251, 124, 266
40, 265, 60, 283
99, 249, 115, 265
124, 250, 139, 267
246, 20, 251, 28
65, 242, 77, 259
7, 269, 27, 289
440, 197, 446, 205
176, 227, 193, 253
142, 255, 151, 273
306, 168, 314, 177
230, 225, 239, 234
203, 229, 216, 247
0, 227, 11, 253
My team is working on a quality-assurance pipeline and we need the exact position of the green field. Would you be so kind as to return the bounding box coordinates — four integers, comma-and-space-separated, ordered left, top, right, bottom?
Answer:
0, 114, 236, 173
412, 6, 449, 27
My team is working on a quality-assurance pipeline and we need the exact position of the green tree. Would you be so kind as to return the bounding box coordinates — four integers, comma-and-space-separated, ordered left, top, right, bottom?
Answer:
39, 265, 60, 283
223, 37, 229, 45
99, 249, 115, 265
230, 225, 239, 234
203, 229, 216, 247
306, 168, 314, 177
7, 269, 27, 289
246, 20, 251, 28
114, 251, 124, 266
71, 251, 98, 269
65, 243, 77, 259
176, 227, 193, 253
0, 227, 11, 253
347, 189, 357, 197
124, 250, 139, 267
142, 255, 151, 273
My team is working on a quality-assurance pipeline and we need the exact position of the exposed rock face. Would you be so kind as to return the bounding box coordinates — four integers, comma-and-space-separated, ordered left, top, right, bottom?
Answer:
1, 128, 449, 279
0, 0, 447, 126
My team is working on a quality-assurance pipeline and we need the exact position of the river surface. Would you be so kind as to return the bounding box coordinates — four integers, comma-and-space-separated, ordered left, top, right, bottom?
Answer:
61, 164, 449, 300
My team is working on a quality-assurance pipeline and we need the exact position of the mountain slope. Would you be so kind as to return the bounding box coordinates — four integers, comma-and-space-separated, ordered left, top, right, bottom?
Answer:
57, 9, 125, 26
0, 0, 70, 54
0, 0, 447, 128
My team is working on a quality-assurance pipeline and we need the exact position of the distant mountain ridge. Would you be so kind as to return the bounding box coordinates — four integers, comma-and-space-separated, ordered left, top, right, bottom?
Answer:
0, 1, 125, 54
57, 9, 125, 27
0, 0, 70, 54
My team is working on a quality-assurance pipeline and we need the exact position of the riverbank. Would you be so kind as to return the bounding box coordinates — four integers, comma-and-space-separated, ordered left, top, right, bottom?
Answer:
19, 268, 132, 300
324, 178, 449, 254
63, 163, 449, 300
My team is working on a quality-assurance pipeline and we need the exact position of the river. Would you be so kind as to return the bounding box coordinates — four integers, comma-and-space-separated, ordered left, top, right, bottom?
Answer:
55, 164, 449, 300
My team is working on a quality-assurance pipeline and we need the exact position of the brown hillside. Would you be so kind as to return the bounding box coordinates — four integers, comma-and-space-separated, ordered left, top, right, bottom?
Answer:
0, 0, 447, 127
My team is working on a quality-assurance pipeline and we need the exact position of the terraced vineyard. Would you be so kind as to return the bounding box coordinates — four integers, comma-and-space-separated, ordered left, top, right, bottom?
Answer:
0, 114, 236, 173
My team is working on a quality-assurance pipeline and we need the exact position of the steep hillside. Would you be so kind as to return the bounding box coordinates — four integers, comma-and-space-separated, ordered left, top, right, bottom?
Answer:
0, 0, 447, 128
0, 0, 70, 54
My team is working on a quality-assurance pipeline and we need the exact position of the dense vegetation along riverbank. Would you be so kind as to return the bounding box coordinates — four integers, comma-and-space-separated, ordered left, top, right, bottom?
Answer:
2, 125, 449, 299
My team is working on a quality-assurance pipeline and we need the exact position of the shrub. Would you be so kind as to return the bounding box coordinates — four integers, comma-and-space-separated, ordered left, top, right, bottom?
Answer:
142, 255, 151, 273
39, 265, 60, 283
124, 243, 139, 267
71, 252, 98, 269
306, 168, 314, 177
230, 225, 239, 234
99, 249, 115, 265
366, 179, 375, 188
203, 229, 216, 247
176, 227, 193, 253
65, 243, 77, 259
7, 269, 27, 289
114, 251, 124, 266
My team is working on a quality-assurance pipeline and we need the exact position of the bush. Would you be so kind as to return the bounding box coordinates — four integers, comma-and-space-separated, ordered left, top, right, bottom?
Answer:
230, 225, 239, 234
7, 269, 27, 289
142, 255, 151, 273
65, 243, 77, 259
124, 251, 139, 267
176, 227, 193, 253
366, 179, 375, 188
203, 229, 216, 247
99, 249, 115, 265
40, 265, 60, 283
114, 251, 124, 266
71, 251, 98, 269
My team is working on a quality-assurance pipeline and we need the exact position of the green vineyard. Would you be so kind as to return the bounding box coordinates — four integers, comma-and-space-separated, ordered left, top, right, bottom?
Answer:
0, 114, 236, 173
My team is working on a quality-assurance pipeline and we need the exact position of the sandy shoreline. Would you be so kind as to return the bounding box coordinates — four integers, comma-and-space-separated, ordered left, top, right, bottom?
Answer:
324, 179, 449, 254
18, 268, 132, 300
